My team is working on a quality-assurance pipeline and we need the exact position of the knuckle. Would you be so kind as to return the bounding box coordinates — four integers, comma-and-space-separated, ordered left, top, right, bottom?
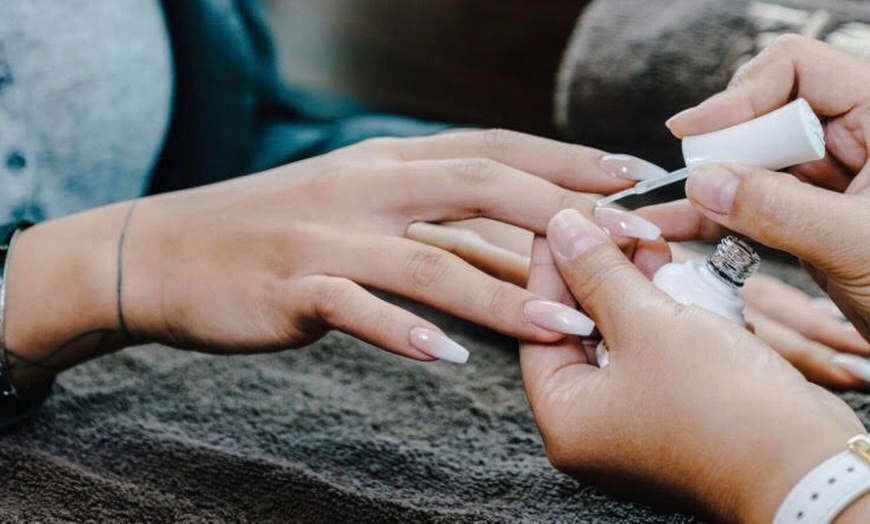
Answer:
485, 280, 517, 318
354, 136, 402, 157
364, 307, 391, 340
480, 128, 517, 156
727, 61, 752, 89
744, 174, 797, 234
454, 157, 501, 186
315, 279, 353, 325
572, 262, 628, 307
408, 249, 451, 290
551, 189, 589, 214
766, 33, 807, 54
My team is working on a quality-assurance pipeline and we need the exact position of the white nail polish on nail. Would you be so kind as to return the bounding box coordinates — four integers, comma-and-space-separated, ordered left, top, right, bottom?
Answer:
832, 354, 870, 383
600, 154, 670, 181
593, 208, 661, 240
410, 327, 469, 364
810, 298, 847, 321
524, 300, 595, 336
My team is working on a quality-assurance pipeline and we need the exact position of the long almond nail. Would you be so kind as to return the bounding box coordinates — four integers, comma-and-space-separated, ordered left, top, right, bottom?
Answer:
810, 298, 847, 321
832, 354, 870, 384
600, 154, 669, 181
686, 165, 739, 215
548, 209, 605, 261
593, 208, 661, 240
410, 327, 469, 364
524, 300, 595, 336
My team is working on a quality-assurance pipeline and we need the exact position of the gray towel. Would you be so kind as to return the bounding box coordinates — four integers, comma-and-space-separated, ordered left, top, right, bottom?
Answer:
0, 258, 867, 522
556, 0, 870, 170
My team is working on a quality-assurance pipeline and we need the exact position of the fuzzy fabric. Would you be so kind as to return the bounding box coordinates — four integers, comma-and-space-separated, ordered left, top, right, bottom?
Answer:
1, 255, 867, 523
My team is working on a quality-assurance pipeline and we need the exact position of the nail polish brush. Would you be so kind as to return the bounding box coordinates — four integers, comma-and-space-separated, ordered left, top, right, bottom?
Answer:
595, 98, 826, 208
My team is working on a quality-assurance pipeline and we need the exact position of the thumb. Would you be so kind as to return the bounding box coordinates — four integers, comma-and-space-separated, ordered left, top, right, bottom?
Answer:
546, 210, 673, 346
685, 163, 868, 279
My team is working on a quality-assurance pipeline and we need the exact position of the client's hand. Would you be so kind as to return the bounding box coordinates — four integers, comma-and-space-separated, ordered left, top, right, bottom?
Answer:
640, 35, 870, 386
520, 209, 866, 523
6, 130, 647, 385
415, 217, 870, 388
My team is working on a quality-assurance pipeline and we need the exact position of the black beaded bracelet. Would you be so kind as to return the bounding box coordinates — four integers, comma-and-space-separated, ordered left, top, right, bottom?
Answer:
0, 220, 54, 427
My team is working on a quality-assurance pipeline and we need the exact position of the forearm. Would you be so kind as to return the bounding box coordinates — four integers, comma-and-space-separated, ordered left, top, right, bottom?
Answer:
3, 201, 143, 386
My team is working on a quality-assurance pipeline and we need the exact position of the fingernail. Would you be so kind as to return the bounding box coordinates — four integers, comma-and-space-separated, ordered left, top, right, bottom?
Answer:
810, 298, 847, 321
664, 112, 685, 132
666, 92, 729, 131
686, 165, 739, 215
410, 327, 469, 364
548, 209, 605, 261
600, 154, 670, 181
524, 300, 595, 336
593, 207, 661, 240
832, 354, 870, 384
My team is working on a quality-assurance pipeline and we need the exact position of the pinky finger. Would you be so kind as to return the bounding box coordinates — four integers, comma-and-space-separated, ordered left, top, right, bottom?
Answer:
300, 275, 469, 364
745, 306, 865, 389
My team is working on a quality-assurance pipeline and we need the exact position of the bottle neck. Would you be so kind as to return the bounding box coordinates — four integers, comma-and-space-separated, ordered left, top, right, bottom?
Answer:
706, 236, 760, 287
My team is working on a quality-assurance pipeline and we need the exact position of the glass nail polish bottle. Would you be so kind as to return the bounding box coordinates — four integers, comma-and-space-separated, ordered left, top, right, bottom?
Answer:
596, 236, 760, 367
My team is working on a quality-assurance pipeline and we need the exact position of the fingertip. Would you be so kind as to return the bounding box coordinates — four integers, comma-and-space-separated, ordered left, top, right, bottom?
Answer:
632, 238, 672, 279
685, 164, 741, 216
409, 327, 470, 364
664, 109, 691, 138
831, 354, 870, 383
666, 90, 756, 138
547, 209, 607, 263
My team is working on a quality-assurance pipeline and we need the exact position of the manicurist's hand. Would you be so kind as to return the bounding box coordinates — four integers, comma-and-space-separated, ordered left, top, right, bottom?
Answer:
639, 35, 870, 387
5, 130, 654, 386
520, 209, 867, 523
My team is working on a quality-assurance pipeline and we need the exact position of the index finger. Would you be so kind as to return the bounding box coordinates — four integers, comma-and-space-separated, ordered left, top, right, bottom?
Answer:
667, 35, 870, 137
385, 128, 635, 194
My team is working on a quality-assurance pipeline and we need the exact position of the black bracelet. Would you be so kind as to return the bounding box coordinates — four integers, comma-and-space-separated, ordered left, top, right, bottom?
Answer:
0, 221, 54, 427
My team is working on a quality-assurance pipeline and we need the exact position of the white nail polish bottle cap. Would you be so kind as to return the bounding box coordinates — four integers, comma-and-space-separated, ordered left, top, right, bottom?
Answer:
682, 98, 825, 170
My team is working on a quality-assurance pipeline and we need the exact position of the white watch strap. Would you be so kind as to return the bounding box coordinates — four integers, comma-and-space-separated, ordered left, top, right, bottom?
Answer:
774, 436, 870, 524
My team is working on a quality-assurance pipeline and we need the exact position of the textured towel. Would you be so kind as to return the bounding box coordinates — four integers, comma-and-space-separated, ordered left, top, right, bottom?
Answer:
556, 0, 870, 170
1, 256, 867, 523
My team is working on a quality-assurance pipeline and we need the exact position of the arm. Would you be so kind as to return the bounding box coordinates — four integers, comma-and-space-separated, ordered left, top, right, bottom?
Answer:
3, 129, 656, 391
4, 202, 137, 387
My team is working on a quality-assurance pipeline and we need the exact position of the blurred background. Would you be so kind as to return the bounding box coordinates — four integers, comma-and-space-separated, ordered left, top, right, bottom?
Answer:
261, 0, 587, 137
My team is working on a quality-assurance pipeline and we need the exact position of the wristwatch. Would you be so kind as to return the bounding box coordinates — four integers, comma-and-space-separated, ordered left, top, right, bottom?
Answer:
774, 435, 870, 524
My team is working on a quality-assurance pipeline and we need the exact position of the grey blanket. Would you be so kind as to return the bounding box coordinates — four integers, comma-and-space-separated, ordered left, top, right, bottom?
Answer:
1, 255, 867, 523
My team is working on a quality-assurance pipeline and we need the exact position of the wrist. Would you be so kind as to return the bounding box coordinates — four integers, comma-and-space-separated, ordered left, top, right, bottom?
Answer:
3, 202, 142, 384
727, 427, 859, 523
834, 491, 870, 523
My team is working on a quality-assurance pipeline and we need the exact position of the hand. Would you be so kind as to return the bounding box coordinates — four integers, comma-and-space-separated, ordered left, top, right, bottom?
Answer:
520, 209, 866, 522
5, 130, 640, 385
638, 36, 870, 379
672, 244, 870, 389
412, 219, 870, 388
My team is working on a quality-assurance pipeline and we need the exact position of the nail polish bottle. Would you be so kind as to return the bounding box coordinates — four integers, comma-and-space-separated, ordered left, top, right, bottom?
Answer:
682, 98, 825, 171
596, 236, 760, 367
